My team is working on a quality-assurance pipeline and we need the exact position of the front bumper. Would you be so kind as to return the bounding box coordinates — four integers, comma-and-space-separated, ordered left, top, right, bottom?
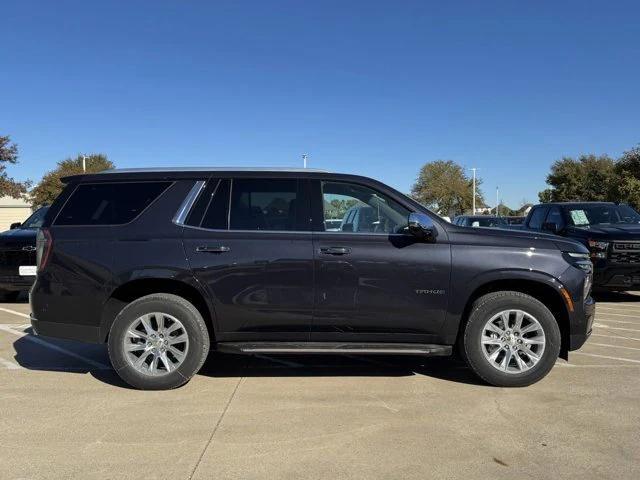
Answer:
568, 295, 594, 351
593, 261, 640, 290
0, 275, 35, 291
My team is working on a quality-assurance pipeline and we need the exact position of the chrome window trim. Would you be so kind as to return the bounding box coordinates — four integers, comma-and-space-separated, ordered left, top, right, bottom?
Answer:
173, 180, 206, 226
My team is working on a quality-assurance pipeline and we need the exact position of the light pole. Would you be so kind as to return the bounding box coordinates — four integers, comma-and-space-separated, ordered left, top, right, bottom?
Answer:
302, 154, 307, 169
82, 155, 87, 173
469, 168, 478, 214
496, 186, 499, 217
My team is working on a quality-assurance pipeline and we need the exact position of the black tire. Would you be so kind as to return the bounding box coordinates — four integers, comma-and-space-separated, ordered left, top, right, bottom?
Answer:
0, 290, 21, 302
108, 293, 210, 390
462, 291, 561, 387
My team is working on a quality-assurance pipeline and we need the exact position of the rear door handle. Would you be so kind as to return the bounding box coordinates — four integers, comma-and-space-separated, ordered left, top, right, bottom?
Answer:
195, 246, 231, 253
320, 246, 351, 255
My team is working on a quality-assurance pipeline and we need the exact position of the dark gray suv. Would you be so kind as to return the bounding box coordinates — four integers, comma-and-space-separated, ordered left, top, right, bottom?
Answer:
30, 168, 594, 390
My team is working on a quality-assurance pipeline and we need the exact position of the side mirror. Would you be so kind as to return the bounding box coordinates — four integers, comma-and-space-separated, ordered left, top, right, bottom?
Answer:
408, 213, 437, 240
10, 222, 21, 230
541, 222, 562, 234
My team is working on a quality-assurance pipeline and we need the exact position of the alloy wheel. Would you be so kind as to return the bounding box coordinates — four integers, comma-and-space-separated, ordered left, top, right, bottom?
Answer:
123, 312, 190, 376
480, 309, 546, 374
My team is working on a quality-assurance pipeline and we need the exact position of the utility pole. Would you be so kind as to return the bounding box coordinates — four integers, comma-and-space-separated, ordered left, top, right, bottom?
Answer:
496, 186, 499, 217
82, 154, 87, 173
469, 168, 478, 214
302, 153, 307, 169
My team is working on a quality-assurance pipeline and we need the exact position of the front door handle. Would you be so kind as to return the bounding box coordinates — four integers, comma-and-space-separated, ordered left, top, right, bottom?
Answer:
320, 246, 351, 255
195, 246, 231, 253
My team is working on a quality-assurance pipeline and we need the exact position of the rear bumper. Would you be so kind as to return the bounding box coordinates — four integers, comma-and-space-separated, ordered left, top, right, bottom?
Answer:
30, 315, 102, 343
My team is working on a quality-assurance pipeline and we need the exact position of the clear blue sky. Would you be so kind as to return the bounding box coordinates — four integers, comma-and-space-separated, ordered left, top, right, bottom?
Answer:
2, 0, 639, 207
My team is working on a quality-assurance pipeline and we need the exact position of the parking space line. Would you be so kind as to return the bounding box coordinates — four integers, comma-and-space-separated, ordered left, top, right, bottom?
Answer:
572, 352, 640, 364
598, 305, 640, 311
0, 324, 110, 370
594, 323, 640, 333
0, 307, 30, 319
591, 332, 640, 342
594, 318, 639, 325
597, 303, 640, 310
561, 364, 640, 368
596, 312, 640, 319
0, 355, 23, 370
587, 342, 640, 352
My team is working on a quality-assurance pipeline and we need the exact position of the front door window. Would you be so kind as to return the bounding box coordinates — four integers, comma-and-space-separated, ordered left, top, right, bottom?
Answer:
321, 181, 410, 234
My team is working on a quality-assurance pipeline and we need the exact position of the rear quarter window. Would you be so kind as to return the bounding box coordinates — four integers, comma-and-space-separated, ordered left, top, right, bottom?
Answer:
54, 181, 172, 226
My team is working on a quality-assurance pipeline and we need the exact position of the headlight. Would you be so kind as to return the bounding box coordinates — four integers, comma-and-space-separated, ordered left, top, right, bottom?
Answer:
587, 239, 609, 259
565, 251, 591, 270
563, 252, 593, 299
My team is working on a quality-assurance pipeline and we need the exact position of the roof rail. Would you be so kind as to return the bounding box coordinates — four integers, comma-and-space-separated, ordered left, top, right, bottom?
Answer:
98, 167, 329, 174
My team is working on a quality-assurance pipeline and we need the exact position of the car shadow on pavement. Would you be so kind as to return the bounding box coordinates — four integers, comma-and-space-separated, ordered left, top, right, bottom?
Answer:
10, 330, 485, 388
592, 291, 640, 303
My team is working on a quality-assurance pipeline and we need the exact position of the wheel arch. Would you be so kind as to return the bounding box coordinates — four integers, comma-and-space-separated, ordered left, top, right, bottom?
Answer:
99, 277, 216, 343
455, 276, 571, 360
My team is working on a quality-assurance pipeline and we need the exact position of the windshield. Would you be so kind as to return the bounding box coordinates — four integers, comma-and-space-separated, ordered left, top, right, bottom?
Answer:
563, 204, 640, 226
21, 206, 49, 229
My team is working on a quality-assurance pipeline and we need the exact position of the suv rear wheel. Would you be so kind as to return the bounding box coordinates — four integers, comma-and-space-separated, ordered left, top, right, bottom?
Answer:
107, 293, 210, 390
462, 291, 561, 387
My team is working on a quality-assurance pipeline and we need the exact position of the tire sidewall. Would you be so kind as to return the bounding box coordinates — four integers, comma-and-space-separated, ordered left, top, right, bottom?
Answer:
464, 292, 561, 387
108, 294, 209, 390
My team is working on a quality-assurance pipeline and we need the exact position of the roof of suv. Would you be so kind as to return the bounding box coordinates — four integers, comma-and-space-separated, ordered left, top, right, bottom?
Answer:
61, 167, 336, 183
100, 167, 330, 174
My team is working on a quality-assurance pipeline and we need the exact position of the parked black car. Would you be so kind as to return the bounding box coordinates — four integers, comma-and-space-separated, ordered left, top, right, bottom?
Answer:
31, 168, 594, 390
0, 206, 49, 301
452, 215, 509, 228
523, 202, 640, 291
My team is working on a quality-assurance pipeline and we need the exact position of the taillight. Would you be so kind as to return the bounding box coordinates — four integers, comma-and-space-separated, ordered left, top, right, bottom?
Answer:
36, 228, 53, 271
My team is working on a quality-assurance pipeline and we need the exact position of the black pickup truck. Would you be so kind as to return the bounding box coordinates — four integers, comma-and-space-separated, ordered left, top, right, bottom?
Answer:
523, 202, 640, 291
0, 206, 48, 301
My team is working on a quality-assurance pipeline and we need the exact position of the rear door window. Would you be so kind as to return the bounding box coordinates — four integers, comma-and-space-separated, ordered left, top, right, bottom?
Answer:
55, 182, 171, 226
185, 179, 230, 229
229, 178, 302, 231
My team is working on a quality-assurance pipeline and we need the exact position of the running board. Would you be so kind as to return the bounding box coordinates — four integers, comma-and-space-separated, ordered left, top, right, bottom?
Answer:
215, 342, 452, 356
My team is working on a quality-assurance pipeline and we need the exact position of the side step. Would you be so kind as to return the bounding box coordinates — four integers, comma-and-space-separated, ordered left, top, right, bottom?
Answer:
215, 342, 452, 356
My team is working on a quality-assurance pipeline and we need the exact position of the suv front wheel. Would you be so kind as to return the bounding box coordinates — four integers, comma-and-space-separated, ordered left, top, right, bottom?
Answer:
462, 291, 561, 387
108, 293, 210, 390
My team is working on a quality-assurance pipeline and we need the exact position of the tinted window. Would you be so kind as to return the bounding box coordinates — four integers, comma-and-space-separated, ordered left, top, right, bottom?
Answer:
545, 207, 565, 229
230, 179, 299, 231
21, 206, 49, 228
528, 207, 549, 230
55, 182, 171, 226
185, 179, 230, 229
202, 180, 230, 229
322, 181, 410, 234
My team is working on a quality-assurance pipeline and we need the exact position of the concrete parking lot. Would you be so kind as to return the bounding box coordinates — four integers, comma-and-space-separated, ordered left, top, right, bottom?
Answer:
1, 294, 639, 480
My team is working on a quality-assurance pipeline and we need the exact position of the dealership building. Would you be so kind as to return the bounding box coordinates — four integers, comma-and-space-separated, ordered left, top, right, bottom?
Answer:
0, 195, 32, 232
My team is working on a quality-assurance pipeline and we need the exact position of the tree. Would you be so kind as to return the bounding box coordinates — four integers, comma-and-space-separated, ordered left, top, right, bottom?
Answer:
411, 160, 484, 216
494, 203, 518, 216
613, 145, 640, 209
30, 154, 114, 207
538, 154, 616, 203
0, 135, 31, 198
